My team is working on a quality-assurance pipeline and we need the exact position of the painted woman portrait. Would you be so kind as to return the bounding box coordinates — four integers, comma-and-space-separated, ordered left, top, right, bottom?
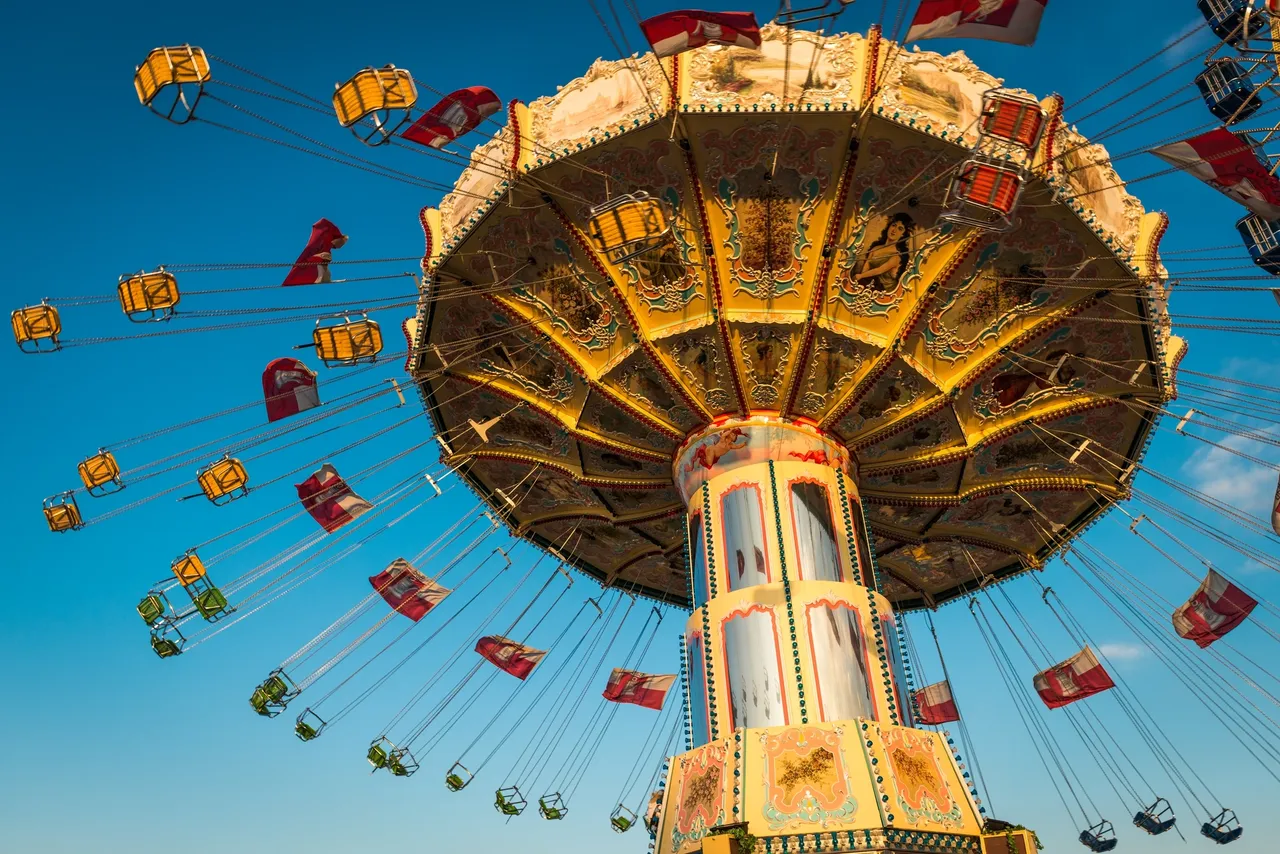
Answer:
853, 212, 915, 292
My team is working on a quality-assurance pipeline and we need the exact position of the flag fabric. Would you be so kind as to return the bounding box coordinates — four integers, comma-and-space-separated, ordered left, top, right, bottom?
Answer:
906, 0, 1048, 46
1151, 129, 1280, 220
475, 635, 547, 680
295, 463, 373, 533
640, 10, 762, 57
1033, 647, 1114, 709
282, 218, 348, 286
1272, 473, 1280, 535
913, 680, 961, 724
602, 668, 677, 710
262, 357, 321, 422
1172, 569, 1257, 648
369, 558, 451, 621
402, 86, 502, 149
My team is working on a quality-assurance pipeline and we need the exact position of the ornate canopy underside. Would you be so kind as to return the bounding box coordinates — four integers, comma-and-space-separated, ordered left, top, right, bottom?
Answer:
408, 26, 1182, 611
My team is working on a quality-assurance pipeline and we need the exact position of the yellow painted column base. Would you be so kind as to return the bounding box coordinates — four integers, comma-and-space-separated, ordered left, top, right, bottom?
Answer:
654, 719, 989, 854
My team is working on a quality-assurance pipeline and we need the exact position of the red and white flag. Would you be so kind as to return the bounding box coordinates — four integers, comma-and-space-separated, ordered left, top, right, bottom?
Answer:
906, 0, 1048, 46
1033, 646, 1114, 709
913, 680, 961, 724
402, 86, 502, 150
369, 558, 451, 622
602, 668, 677, 710
262, 357, 320, 423
1271, 473, 1280, 535
295, 463, 373, 533
1151, 129, 1280, 220
476, 635, 547, 680
283, 218, 348, 286
640, 10, 762, 57
1172, 569, 1257, 649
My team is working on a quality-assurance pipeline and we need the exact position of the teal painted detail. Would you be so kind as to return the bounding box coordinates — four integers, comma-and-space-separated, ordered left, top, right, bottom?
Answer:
703, 481, 718, 598
768, 461, 806, 723
834, 470, 862, 585
701, 604, 719, 739
679, 633, 694, 751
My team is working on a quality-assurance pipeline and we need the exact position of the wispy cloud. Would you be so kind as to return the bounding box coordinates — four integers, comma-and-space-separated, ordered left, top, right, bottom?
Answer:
1161, 18, 1214, 69
1180, 428, 1276, 517
1238, 558, 1272, 575
1218, 356, 1280, 380
1099, 642, 1146, 661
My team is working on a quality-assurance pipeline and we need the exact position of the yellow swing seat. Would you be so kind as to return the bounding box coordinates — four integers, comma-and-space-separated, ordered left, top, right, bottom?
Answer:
78, 449, 124, 496
170, 550, 232, 621
134, 46, 211, 123
332, 65, 417, 145
196, 456, 250, 504
585, 192, 672, 262
12, 302, 62, 353
118, 270, 180, 322
312, 314, 383, 366
42, 492, 83, 532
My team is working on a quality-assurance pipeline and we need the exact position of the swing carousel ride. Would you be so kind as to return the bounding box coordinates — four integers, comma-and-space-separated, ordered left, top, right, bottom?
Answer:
17, 1, 1280, 851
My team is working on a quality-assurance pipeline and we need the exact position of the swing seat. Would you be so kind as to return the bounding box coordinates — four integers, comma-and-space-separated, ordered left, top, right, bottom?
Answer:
1197, 0, 1268, 45
1237, 213, 1280, 275
193, 586, 230, 621
979, 91, 1047, 150
1078, 830, 1117, 852
78, 450, 124, 496
1134, 811, 1176, 835
1195, 59, 1261, 124
197, 456, 250, 505
495, 787, 526, 816
171, 551, 208, 586
294, 709, 326, 742
137, 593, 168, 626
539, 794, 568, 821
1201, 824, 1243, 844
12, 303, 62, 353
312, 315, 383, 366
388, 748, 418, 778
249, 687, 276, 717
42, 493, 83, 533
941, 160, 1023, 232
1133, 797, 1176, 835
367, 741, 391, 769
610, 804, 638, 833
1201, 809, 1243, 844
333, 65, 418, 145
172, 556, 229, 621
118, 270, 181, 322
445, 762, 473, 791
585, 193, 672, 262
249, 670, 298, 717
134, 46, 210, 123
151, 636, 183, 658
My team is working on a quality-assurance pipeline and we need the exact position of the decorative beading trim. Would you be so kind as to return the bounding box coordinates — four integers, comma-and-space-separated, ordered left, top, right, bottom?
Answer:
768, 460, 808, 723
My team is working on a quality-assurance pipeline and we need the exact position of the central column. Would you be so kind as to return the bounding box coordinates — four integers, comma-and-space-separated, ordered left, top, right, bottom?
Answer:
652, 416, 990, 854
673, 416, 912, 745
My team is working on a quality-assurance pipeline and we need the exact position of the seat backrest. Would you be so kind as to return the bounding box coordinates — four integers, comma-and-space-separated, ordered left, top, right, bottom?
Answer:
333, 67, 417, 128
134, 46, 211, 107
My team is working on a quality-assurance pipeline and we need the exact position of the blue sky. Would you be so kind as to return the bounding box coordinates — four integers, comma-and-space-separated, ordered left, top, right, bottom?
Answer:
3, 1, 1280, 852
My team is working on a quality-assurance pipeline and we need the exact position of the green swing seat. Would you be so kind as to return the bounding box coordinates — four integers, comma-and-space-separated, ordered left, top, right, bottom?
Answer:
150, 636, 182, 658
137, 594, 166, 626
367, 743, 390, 769
249, 672, 295, 717
495, 787, 526, 816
